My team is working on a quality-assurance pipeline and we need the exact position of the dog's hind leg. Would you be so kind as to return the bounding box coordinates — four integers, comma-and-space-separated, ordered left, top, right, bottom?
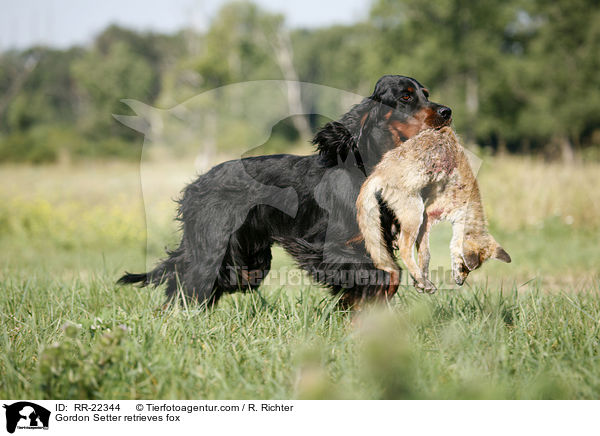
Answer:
244, 244, 273, 291
216, 239, 273, 294
169, 216, 236, 306
177, 252, 229, 307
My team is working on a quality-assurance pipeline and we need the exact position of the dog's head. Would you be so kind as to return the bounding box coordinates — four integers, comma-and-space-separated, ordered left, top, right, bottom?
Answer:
314, 75, 452, 171
368, 75, 452, 145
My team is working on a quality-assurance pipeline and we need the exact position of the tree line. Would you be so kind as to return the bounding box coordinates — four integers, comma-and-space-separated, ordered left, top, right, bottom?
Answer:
1, 0, 599, 163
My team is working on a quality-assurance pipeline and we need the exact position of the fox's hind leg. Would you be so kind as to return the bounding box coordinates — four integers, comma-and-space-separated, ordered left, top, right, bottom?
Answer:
388, 196, 435, 294
415, 212, 436, 294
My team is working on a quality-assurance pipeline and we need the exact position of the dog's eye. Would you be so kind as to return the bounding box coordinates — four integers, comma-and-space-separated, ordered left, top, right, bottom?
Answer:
401, 94, 412, 102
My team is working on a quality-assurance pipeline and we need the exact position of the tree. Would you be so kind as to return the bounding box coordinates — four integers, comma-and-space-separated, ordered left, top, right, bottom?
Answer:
191, 2, 311, 140
369, 0, 521, 145
71, 26, 160, 140
518, 0, 600, 160
2, 47, 82, 132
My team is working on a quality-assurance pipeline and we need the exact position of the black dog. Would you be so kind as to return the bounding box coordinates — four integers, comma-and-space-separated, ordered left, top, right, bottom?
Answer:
118, 75, 452, 307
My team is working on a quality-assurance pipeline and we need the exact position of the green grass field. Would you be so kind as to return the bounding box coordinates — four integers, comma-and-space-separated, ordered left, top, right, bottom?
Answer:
1, 156, 599, 399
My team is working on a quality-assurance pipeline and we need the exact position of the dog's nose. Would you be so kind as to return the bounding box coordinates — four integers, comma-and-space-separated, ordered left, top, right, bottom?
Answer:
438, 106, 452, 120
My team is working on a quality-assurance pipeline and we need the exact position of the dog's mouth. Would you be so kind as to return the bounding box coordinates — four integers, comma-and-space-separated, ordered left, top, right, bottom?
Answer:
439, 117, 452, 128
423, 107, 452, 130
431, 115, 452, 129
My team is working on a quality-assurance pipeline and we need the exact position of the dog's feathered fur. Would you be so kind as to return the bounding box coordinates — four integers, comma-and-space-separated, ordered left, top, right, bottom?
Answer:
118, 75, 452, 307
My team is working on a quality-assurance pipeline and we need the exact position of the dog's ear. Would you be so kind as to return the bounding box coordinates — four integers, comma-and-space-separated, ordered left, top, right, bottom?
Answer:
350, 95, 395, 173
315, 79, 400, 169
356, 96, 396, 143
372, 77, 398, 109
356, 101, 379, 144
376, 88, 397, 110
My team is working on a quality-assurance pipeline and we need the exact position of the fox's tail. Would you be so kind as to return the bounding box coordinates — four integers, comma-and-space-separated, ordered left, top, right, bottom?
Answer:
356, 180, 397, 272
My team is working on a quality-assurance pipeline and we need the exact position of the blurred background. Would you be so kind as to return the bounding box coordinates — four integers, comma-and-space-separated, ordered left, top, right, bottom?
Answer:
1, 0, 599, 162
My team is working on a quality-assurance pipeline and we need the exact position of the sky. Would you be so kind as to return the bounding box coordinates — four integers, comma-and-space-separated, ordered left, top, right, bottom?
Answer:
0, 0, 370, 50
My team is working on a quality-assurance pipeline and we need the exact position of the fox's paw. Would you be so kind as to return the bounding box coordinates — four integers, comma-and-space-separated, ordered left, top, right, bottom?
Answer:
452, 264, 469, 286
414, 279, 437, 294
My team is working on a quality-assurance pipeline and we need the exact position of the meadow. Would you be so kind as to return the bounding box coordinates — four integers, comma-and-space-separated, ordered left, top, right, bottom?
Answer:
1, 154, 599, 399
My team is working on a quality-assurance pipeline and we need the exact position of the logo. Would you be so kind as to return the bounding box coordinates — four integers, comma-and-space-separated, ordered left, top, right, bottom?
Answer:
3, 402, 50, 434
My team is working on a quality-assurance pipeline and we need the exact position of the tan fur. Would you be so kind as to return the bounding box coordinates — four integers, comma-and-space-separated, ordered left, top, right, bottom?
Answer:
356, 127, 511, 294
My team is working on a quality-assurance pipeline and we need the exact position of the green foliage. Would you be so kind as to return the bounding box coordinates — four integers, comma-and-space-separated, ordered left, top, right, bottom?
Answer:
291, 24, 377, 91
2, 47, 82, 133
518, 0, 600, 144
38, 322, 136, 399
70, 34, 158, 141
1, 0, 600, 162
190, 2, 284, 89
0, 130, 59, 164
365, 0, 600, 152
0, 125, 139, 163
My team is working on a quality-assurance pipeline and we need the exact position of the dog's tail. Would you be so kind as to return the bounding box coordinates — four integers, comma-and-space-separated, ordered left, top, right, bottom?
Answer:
117, 272, 150, 286
117, 246, 182, 288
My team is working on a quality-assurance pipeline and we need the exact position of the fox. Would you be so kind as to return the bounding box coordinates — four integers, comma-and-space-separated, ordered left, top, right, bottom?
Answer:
356, 126, 511, 295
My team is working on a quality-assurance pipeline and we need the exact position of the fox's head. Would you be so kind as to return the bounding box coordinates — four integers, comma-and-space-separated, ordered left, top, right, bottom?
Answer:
453, 234, 511, 285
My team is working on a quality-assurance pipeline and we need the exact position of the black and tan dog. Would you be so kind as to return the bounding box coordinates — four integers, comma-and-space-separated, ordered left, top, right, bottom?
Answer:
118, 75, 452, 307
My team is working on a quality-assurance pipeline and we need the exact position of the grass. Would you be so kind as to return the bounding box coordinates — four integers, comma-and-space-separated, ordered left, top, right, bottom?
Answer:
2, 273, 600, 399
1, 155, 599, 399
